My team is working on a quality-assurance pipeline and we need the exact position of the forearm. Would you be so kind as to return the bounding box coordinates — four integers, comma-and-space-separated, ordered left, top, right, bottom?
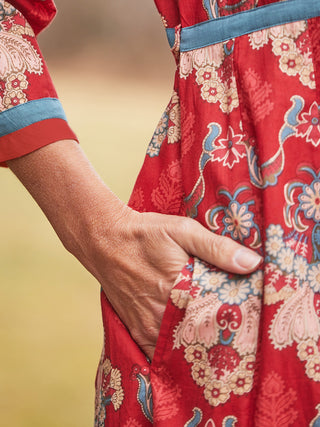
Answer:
7, 139, 262, 359
7, 140, 129, 262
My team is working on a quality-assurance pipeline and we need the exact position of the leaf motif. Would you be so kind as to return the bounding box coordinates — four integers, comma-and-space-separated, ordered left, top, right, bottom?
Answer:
151, 160, 183, 214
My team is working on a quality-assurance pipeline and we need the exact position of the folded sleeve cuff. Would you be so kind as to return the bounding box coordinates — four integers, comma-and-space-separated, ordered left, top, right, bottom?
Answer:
0, 98, 78, 166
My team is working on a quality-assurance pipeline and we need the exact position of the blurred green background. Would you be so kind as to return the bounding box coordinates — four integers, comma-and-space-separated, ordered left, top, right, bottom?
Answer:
0, 1, 174, 426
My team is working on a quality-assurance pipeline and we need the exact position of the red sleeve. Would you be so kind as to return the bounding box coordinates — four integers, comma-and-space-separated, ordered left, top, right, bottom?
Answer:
8, 0, 57, 34
0, 3, 78, 167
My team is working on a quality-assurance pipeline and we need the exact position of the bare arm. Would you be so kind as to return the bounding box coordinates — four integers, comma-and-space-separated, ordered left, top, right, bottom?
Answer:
8, 139, 262, 359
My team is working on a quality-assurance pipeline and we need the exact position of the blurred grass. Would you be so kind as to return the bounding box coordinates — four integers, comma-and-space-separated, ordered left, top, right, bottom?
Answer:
0, 68, 173, 426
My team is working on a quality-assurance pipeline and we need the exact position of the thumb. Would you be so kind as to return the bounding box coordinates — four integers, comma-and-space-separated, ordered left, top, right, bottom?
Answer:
167, 217, 263, 275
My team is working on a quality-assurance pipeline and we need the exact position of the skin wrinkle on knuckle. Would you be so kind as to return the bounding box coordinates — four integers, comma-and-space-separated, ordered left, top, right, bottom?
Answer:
209, 233, 233, 261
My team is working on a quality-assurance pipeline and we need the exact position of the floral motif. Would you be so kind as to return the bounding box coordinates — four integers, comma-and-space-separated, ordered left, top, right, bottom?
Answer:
191, 361, 211, 386
300, 63, 316, 90
222, 201, 254, 240
3, 89, 26, 107
5, 72, 27, 91
267, 27, 315, 87
197, 270, 226, 295
296, 102, 320, 147
211, 126, 246, 168
265, 236, 285, 257
277, 247, 295, 273
265, 224, 315, 295
239, 355, 256, 373
272, 37, 295, 56
267, 224, 284, 238
206, 186, 261, 248
201, 79, 224, 103
229, 371, 253, 395
185, 344, 208, 363
196, 65, 217, 85
285, 167, 320, 233
204, 380, 230, 406
147, 91, 180, 157
217, 280, 252, 305
306, 356, 320, 382
219, 84, 239, 113
249, 271, 264, 296
297, 339, 318, 361
279, 52, 304, 76
293, 255, 308, 281
308, 264, 320, 292
249, 21, 306, 54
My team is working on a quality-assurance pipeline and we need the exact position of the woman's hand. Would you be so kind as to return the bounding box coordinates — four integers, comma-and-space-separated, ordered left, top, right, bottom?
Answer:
84, 207, 262, 360
8, 140, 262, 360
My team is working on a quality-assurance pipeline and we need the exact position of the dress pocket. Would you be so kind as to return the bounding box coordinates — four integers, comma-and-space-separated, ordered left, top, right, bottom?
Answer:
150, 257, 264, 424
151, 256, 195, 367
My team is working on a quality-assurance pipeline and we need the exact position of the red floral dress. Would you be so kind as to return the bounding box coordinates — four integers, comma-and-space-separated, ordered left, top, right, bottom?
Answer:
96, 0, 320, 426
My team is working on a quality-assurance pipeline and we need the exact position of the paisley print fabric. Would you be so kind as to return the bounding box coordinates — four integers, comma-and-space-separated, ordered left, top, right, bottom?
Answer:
97, 0, 320, 425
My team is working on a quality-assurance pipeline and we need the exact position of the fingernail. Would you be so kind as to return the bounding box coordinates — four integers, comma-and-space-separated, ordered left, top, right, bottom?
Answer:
234, 248, 263, 270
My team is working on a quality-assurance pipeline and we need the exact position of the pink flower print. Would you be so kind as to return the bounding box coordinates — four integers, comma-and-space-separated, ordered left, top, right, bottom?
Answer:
297, 101, 320, 147
211, 126, 246, 168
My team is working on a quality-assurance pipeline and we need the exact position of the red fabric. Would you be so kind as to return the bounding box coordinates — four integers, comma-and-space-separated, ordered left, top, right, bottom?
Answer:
96, 1, 320, 426
0, 118, 77, 166
9, 0, 56, 34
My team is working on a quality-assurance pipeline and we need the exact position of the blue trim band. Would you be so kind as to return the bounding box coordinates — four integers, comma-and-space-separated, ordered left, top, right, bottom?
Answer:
166, 28, 176, 49
0, 98, 67, 137
180, 0, 320, 51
